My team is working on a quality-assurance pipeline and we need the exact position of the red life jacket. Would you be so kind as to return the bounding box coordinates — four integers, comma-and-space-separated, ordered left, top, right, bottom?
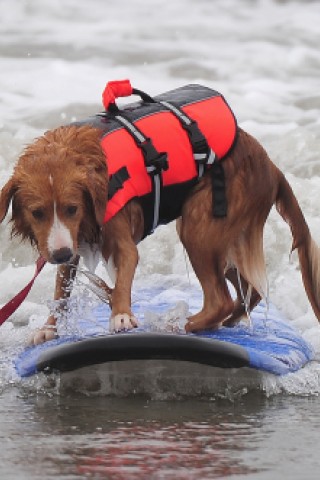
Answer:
78, 82, 237, 237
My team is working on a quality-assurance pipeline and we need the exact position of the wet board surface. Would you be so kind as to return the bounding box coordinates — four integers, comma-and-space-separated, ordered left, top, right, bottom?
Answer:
15, 287, 315, 377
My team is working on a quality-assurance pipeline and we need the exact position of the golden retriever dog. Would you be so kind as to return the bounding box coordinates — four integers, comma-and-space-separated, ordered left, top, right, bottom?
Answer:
1, 110, 320, 345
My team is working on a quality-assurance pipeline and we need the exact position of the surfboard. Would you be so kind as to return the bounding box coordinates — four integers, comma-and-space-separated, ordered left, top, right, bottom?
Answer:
15, 286, 314, 378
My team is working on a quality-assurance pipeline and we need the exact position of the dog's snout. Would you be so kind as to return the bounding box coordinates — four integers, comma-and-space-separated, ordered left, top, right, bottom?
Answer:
51, 247, 73, 264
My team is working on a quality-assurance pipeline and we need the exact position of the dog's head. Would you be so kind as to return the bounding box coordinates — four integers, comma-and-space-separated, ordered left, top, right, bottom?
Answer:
0, 125, 108, 264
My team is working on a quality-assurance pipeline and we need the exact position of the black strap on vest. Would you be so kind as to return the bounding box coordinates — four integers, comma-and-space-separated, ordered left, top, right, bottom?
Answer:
159, 100, 215, 178
211, 162, 227, 217
112, 114, 168, 175
159, 100, 227, 217
110, 113, 168, 234
108, 166, 130, 200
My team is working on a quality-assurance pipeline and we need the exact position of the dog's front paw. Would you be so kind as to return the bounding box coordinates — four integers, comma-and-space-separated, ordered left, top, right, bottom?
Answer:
29, 325, 58, 346
110, 313, 138, 332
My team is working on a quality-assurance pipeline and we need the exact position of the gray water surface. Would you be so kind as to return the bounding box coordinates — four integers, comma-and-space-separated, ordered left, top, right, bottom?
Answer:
1, 389, 320, 479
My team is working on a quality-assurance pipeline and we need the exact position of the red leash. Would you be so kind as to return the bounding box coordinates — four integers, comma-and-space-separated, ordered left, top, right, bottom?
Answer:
0, 257, 46, 326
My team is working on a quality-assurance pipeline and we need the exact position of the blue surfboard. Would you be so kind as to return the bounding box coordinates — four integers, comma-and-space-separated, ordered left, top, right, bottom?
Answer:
15, 287, 314, 378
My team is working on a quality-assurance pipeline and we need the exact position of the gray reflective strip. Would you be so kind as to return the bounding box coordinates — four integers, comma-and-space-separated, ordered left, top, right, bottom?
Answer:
152, 174, 161, 232
197, 151, 215, 179
207, 150, 216, 165
115, 115, 145, 143
160, 101, 192, 125
194, 151, 215, 163
198, 164, 205, 178
194, 153, 207, 161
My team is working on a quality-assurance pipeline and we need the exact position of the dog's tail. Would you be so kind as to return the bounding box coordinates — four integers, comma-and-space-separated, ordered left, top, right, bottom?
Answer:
276, 172, 320, 321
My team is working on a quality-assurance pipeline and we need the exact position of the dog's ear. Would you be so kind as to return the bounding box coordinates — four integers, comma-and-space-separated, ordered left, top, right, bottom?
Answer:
0, 177, 17, 223
75, 154, 108, 227
68, 125, 108, 226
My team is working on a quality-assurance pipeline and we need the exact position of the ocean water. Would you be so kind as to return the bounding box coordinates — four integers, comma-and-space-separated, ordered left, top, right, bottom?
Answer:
1, 0, 320, 478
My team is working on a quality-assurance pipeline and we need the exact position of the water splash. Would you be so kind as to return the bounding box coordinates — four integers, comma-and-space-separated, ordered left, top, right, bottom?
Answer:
143, 301, 189, 333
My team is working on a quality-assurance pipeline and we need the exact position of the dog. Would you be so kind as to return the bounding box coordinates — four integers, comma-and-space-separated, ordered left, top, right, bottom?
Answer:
1, 87, 320, 345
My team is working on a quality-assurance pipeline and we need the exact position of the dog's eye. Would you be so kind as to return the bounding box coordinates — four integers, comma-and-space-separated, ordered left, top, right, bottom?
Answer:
31, 209, 45, 221
65, 205, 78, 217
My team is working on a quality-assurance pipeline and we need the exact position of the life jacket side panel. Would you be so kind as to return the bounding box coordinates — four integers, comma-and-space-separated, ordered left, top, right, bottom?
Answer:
101, 131, 152, 223
183, 96, 237, 159
101, 111, 196, 182
102, 111, 197, 223
134, 112, 197, 186
102, 94, 236, 224
76, 84, 237, 227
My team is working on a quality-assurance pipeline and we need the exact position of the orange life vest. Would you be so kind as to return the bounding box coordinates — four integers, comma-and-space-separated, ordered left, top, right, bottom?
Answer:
78, 82, 237, 237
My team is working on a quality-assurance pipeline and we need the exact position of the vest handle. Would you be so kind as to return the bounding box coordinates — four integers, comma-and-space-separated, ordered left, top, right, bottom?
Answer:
102, 79, 155, 112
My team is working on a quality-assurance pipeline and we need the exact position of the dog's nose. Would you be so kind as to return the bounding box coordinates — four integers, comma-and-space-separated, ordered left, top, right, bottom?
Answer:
51, 247, 73, 264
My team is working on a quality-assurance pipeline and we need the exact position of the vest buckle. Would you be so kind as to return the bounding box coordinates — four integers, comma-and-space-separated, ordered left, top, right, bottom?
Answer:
140, 138, 169, 175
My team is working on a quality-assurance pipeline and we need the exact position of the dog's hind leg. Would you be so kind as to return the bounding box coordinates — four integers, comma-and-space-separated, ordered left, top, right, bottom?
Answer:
230, 221, 268, 303
224, 267, 261, 326
178, 219, 234, 331
185, 252, 234, 332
